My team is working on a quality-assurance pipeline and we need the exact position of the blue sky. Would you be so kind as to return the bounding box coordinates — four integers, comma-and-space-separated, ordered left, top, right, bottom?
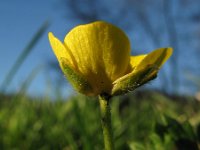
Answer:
0, 0, 73, 96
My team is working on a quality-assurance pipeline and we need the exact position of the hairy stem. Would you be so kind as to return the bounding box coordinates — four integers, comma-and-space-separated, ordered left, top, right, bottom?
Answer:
99, 94, 114, 150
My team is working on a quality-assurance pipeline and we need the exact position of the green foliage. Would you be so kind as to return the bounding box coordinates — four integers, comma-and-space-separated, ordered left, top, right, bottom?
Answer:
0, 91, 200, 150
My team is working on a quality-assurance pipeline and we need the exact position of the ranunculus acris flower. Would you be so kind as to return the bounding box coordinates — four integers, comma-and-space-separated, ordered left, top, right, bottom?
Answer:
48, 21, 172, 96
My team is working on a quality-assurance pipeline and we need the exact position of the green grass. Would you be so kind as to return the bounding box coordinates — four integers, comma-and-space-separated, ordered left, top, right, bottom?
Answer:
0, 91, 199, 150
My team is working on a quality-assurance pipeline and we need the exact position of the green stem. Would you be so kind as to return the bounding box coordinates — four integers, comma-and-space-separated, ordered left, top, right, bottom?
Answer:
99, 94, 115, 150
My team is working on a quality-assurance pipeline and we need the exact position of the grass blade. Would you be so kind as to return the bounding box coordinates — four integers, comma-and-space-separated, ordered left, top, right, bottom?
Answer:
0, 21, 49, 92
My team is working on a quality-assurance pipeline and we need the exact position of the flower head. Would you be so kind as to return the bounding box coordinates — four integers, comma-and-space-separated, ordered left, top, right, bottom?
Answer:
49, 21, 172, 96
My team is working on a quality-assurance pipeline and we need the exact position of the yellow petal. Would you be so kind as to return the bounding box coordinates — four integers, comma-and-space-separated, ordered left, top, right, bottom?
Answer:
64, 21, 130, 95
48, 32, 74, 67
130, 55, 146, 69
135, 47, 173, 71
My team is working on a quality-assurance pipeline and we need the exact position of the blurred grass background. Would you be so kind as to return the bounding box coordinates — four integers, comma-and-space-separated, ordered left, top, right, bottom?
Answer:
1, 0, 200, 149
0, 91, 200, 150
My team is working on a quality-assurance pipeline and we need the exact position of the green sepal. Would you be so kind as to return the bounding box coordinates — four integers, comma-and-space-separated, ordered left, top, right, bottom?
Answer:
112, 48, 171, 96
111, 65, 157, 96
60, 57, 92, 95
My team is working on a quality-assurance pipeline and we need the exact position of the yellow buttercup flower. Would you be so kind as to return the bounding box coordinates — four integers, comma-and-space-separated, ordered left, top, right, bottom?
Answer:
48, 21, 172, 96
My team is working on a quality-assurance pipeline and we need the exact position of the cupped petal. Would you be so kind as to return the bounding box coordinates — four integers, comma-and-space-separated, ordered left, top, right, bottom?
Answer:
64, 21, 131, 94
129, 55, 146, 70
48, 32, 75, 67
112, 47, 173, 96
49, 32, 93, 95
135, 48, 173, 71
